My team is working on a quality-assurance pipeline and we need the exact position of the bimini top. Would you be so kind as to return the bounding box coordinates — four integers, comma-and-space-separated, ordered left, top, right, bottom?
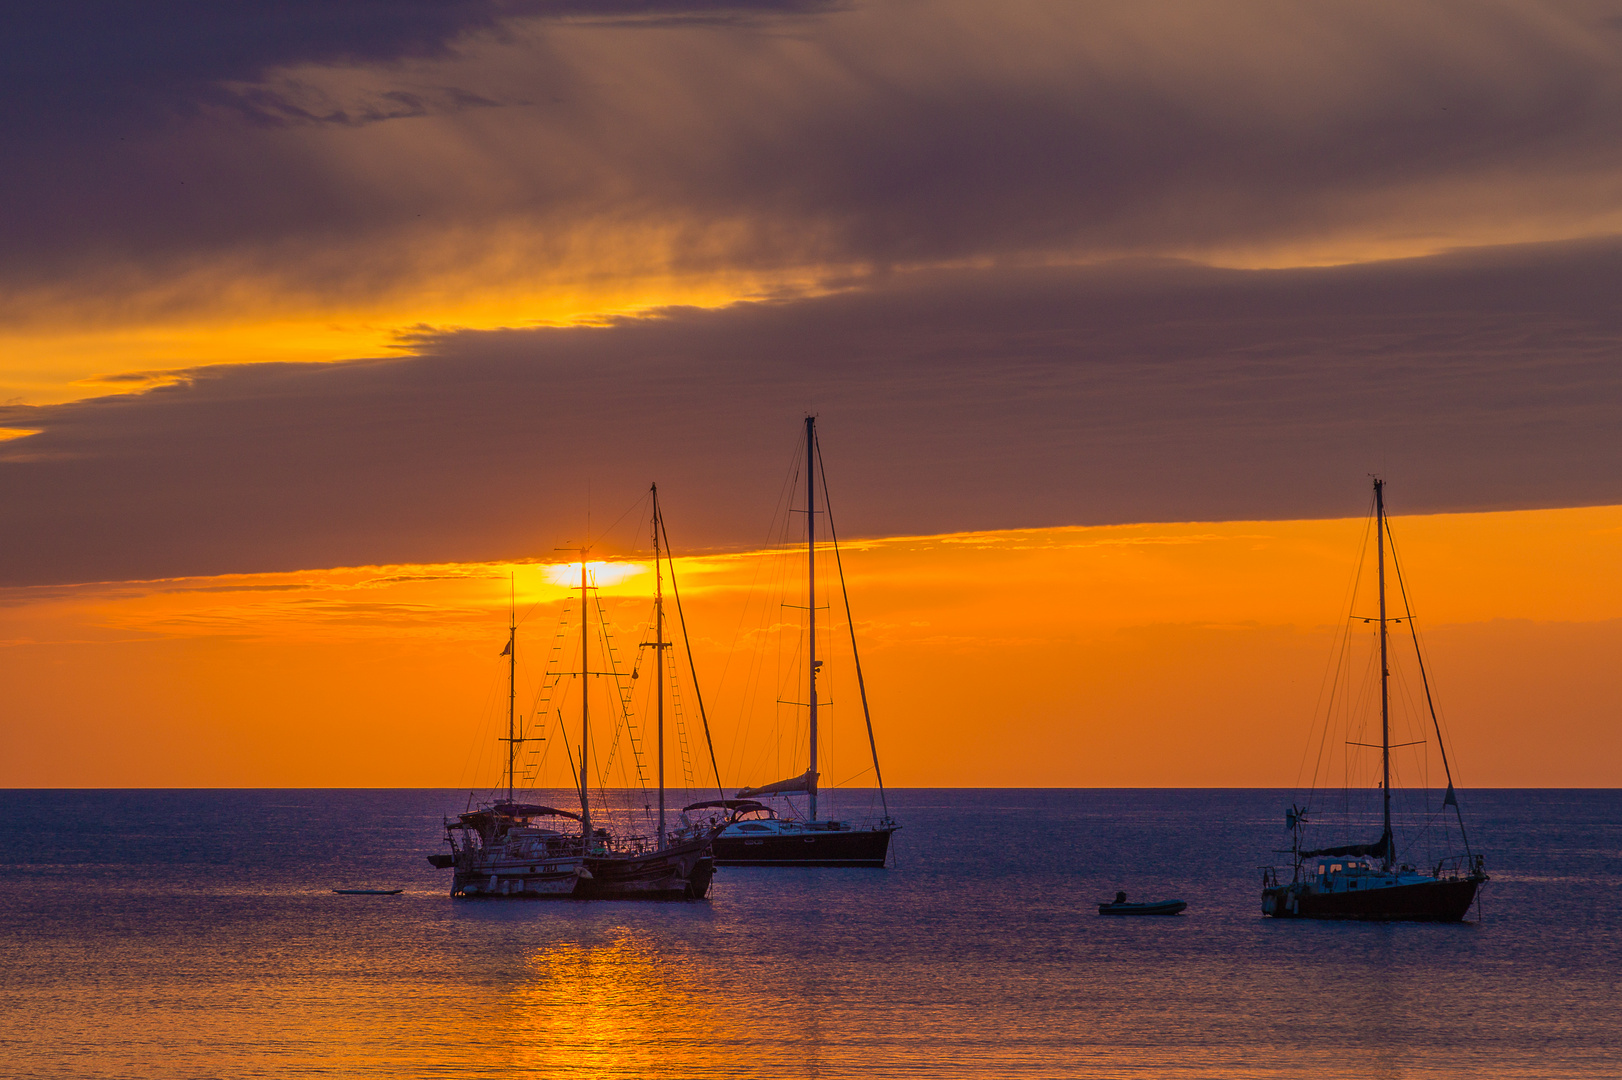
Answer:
681, 799, 771, 815
457, 803, 584, 827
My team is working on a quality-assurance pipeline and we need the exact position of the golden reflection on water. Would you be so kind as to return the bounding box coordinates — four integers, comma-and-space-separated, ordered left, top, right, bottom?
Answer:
509, 930, 754, 1078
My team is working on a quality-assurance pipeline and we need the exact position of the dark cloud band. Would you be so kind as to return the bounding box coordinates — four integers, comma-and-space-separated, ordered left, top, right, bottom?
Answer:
3, 237, 1620, 586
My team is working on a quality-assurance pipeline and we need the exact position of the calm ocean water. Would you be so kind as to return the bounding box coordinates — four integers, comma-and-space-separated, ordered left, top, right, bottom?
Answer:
1, 789, 1616, 1078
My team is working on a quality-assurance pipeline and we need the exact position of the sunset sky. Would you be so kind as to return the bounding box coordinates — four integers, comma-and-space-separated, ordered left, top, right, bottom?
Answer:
3, 1, 1620, 787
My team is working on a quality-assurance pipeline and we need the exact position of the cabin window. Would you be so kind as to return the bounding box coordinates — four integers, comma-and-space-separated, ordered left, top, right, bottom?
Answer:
737, 823, 770, 832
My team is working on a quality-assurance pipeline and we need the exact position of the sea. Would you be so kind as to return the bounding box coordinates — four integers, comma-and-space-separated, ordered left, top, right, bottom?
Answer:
1, 789, 1616, 1079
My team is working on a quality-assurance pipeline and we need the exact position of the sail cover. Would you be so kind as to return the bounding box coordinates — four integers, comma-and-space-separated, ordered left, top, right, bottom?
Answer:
1301, 830, 1391, 860
736, 768, 818, 799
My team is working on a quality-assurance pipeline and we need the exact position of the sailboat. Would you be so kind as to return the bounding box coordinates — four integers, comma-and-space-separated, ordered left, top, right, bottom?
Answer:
1261, 478, 1487, 921
705, 416, 900, 867
428, 487, 718, 899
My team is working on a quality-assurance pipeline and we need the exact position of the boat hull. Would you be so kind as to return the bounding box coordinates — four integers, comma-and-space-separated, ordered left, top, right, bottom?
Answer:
1099, 900, 1187, 916
448, 835, 716, 900
1263, 875, 1483, 922
580, 836, 716, 900
713, 826, 895, 867
453, 858, 587, 898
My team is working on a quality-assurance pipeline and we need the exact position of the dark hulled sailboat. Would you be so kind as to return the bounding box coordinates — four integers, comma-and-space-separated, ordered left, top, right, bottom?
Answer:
429, 488, 717, 899
1261, 478, 1487, 922
709, 416, 899, 867
575, 487, 718, 897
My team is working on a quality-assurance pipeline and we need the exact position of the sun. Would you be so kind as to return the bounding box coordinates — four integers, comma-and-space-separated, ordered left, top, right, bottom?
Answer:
542, 560, 647, 588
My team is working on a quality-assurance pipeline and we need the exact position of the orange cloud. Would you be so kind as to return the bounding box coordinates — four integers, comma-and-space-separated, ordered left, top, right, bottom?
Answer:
8, 1, 1622, 403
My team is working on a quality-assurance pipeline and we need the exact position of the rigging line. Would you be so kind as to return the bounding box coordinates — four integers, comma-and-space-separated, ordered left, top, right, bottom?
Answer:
456, 662, 506, 794
662, 651, 695, 789
526, 708, 557, 781
1306, 504, 1374, 805
591, 587, 647, 792
589, 696, 613, 817
1311, 597, 1355, 804
1300, 494, 1376, 802
728, 445, 810, 786
514, 581, 564, 632
711, 435, 803, 781
560, 726, 584, 807
814, 427, 889, 820
589, 490, 652, 554
831, 764, 873, 788
1338, 639, 1381, 814
659, 506, 727, 803
1386, 522, 1472, 858
728, 542, 786, 784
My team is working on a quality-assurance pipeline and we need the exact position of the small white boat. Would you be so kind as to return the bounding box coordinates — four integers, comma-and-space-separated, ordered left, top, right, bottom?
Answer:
1098, 892, 1187, 916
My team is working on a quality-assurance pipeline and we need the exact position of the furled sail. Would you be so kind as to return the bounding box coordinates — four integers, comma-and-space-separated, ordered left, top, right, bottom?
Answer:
1301, 830, 1391, 860
735, 768, 818, 799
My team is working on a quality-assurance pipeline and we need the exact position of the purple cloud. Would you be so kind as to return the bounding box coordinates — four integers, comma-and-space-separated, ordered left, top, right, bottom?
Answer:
2, 238, 1620, 585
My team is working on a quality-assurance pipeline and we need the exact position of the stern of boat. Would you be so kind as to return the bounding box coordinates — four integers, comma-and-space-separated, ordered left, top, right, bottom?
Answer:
578, 834, 718, 900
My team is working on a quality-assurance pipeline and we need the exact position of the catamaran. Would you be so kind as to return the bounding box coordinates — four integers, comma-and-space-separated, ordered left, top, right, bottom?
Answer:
428, 487, 719, 899
1261, 478, 1487, 921
706, 416, 900, 867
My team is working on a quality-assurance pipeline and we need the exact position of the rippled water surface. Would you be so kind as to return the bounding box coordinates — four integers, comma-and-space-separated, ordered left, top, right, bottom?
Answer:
1, 789, 1617, 1078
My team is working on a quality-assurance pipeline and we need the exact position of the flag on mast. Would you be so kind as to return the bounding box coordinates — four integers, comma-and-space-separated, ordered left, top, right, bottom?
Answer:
500, 640, 511, 657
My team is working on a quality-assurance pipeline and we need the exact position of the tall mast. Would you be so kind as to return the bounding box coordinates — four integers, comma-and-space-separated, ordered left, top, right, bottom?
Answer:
507, 578, 516, 806
1391, 540, 1474, 859
580, 552, 592, 851
653, 485, 667, 850
806, 414, 819, 823
1376, 477, 1392, 868
816, 446, 891, 823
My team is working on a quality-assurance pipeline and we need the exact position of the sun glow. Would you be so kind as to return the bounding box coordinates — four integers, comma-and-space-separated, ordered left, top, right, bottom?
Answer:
543, 561, 647, 588
2, 506, 1620, 788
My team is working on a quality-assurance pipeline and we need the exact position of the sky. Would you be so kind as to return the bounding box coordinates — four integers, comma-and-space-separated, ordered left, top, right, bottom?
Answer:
2, 1, 1620, 787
